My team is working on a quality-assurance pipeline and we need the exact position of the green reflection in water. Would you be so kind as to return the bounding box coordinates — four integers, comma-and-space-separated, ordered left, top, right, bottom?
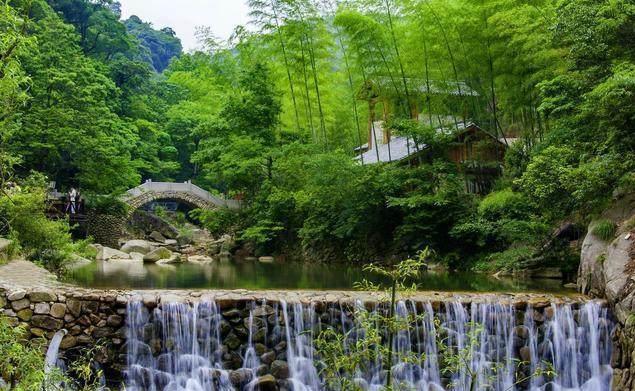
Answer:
67, 259, 573, 293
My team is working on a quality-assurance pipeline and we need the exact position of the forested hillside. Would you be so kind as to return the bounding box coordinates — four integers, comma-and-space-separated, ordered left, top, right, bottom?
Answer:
1, 0, 633, 272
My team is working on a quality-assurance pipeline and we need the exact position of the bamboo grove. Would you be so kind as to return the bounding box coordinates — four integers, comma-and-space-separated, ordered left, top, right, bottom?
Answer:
1, 0, 634, 271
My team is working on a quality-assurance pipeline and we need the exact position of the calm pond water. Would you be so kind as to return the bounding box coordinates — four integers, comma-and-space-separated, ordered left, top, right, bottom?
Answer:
68, 259, 574, 293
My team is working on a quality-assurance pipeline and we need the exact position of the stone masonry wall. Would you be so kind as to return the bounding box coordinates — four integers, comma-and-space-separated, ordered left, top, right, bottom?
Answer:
0, 260, 607, 389
86, 212, 124, 248
0, 288, 595, 388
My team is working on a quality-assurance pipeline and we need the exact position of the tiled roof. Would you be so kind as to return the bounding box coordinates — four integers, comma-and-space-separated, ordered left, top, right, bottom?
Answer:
356, 121, 476, 165
356, 136, 426, 164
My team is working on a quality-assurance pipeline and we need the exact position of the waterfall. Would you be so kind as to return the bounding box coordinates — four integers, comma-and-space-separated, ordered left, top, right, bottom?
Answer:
125, 300, 613, 391
45, 329, 68, 375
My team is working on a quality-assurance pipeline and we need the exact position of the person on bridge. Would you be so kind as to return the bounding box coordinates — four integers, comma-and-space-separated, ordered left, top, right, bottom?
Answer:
65, 188, 77, 214
76, 189, 83, 214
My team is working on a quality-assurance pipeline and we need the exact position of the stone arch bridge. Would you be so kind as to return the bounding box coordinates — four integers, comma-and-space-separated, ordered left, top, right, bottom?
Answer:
123, 181, 241, 215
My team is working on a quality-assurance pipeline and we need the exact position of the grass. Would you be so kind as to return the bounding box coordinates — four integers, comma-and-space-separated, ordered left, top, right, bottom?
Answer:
592, 219, 617, 242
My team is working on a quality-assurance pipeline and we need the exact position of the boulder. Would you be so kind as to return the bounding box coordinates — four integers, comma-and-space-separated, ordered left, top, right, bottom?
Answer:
88, 243, 103, 253
65, 255, 92, 271
253, 375, 277, 391
271, 360, 289, 379
219, 234, 236, 253
129, 252, 145, 261
260, 351, 276, 365
188, 255, 214, 264
143, 247, 173, 263
577, 193, 635, 323
156, 254, 181, 265
120, 240, 156, 255
519, 346, 531, 362
191, 229, 213, 243
29, 327, 46, 337
149, 231, 167, 243
258, 256, 275, 264
230, 368, 254, 387
224, 333, 241, 350
107, 314, 123, 327
207, 243, 221, 256
176, 233, 194, 246
96, 246, 130, 261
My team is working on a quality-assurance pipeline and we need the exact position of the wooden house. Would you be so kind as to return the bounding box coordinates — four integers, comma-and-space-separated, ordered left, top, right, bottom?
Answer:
356, 122, 514, 194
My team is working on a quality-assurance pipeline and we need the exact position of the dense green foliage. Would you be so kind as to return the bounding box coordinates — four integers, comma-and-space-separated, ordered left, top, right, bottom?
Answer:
0, 316, 103, 390
0, 317, 50, 390
3, 0, 183, 193
0, 0, 633, 271
124, 15, 182, 72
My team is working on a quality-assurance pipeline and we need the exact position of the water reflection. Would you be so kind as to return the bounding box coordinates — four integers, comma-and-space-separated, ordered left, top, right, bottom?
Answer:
68, 259, 573, 293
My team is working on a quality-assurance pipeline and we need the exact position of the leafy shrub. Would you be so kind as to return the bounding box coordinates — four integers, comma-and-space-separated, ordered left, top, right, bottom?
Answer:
518, 147, 625, 220
0, 180, 79, 271
192, 207, 245, 238
592, 219, 616, 241
0, 316, 103, 390
503, 139, 530, 180
153, 205, 167, 218
478, 189, 532, 221
85, 194, 129, 217
0, 316, 49, 389
497, 219, 549, 244
450, 218, 499, 249
516, 146, 578, 220
474, 245, 535, 272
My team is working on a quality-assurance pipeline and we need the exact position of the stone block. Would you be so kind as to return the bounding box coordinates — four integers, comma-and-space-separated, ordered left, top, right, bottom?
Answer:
50, 303, 66, 319
17, 309, 32, 321
29, 291, 57, 303
60, 335, 77, 349
7, 290, 26, 301
31, 315, 63, 331
67, 299, 81, 317
11, 298, 30, 311
34, 302, 50, 315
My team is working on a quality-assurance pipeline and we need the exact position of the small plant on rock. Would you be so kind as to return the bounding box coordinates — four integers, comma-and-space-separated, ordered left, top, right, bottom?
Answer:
593, 219, 616, 242
315, 249, 430, 390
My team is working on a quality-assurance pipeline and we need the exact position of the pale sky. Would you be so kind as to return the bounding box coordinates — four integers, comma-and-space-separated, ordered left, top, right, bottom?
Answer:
119, 0, 251, 51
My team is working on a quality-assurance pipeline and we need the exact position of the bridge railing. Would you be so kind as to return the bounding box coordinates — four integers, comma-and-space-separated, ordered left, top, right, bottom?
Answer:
125, 181, 241, 209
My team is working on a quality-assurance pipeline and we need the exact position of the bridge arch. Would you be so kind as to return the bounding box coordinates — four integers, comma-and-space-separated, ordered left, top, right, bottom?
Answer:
123, 181, 240, 216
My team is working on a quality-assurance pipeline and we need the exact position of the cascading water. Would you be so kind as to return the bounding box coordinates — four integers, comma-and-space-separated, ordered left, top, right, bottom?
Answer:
126, 301, 233, 390
125, 299, 613, 391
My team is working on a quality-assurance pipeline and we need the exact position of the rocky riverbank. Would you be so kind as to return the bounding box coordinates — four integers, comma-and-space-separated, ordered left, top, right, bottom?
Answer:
577, 192, 635, 390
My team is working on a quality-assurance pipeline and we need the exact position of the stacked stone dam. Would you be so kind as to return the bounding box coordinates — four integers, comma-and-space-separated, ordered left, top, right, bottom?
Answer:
0, 262, 616, 391
123, 299, 613, 391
